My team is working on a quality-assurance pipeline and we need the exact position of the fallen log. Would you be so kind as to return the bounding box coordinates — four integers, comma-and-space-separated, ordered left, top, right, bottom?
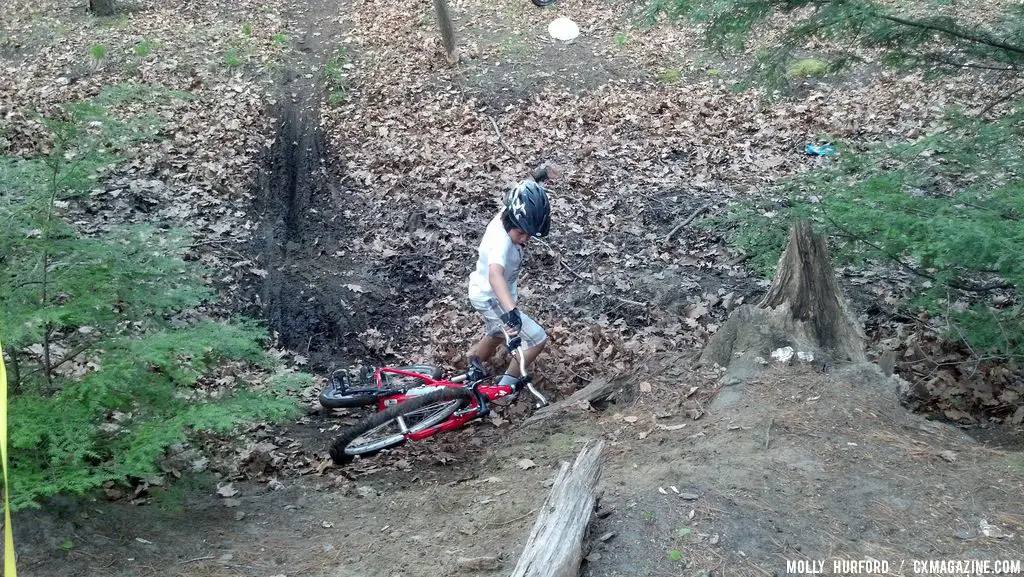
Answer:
510, 440, 606, 577
524, 379, 621, 425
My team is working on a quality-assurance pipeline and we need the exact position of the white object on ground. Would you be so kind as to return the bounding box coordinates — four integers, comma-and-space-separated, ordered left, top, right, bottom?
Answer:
770, 346, 794, 363
797, 350, 815, 362
548, 17, 580, 42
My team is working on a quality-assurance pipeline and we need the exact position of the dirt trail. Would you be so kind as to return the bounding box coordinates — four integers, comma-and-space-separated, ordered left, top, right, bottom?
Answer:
241, 0, 365, 369
19, 358, 1024, 576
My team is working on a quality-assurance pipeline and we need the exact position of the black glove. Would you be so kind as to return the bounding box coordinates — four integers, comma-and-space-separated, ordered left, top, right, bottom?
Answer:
500, 308, 522, 333
506, 334, 522, 352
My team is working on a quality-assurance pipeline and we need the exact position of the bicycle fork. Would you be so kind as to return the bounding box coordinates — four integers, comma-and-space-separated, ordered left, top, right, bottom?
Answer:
510, 342, 549, 408
471, 384, 491, 419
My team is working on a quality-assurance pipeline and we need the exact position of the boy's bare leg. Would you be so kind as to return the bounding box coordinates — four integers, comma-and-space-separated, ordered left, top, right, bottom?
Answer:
503, 341, 546, 378
469, 335, 504, 371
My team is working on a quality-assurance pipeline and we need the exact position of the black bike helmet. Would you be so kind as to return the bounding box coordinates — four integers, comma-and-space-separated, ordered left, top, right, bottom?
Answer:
505, 180, 551, 237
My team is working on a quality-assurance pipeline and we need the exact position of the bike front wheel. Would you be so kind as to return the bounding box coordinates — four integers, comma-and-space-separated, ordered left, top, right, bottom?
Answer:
329, 387, 474, 465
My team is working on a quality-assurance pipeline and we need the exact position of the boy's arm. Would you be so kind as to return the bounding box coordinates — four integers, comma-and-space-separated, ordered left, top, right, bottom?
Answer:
487, 264, 517, 313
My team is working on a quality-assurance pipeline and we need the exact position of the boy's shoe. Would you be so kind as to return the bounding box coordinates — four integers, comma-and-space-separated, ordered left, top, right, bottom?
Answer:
467, 357, 488, 383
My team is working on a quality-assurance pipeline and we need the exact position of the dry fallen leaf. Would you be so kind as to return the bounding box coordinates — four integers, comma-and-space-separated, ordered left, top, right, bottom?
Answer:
217, 483, 239, 498
517, 458, 536, 470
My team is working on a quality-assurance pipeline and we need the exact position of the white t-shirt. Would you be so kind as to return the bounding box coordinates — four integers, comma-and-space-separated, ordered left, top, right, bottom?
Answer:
468, 213, 522, 303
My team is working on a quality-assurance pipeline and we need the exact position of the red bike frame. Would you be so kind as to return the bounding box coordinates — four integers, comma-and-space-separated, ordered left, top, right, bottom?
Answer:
364, 349, 548, 443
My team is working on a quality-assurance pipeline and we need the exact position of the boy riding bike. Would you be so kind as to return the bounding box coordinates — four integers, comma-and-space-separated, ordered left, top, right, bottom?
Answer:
466, 162, 562, 389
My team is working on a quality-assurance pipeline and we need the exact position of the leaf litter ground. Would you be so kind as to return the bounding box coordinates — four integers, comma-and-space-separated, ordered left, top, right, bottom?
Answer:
4, 0, 1023, 574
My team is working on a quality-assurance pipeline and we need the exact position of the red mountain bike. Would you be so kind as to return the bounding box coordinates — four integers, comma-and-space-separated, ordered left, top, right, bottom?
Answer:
321, 347, 548, 465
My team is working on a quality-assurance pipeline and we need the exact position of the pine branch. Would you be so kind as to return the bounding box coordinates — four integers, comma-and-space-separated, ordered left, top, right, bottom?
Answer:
878, 14, 1024, 57
49, 339, 101, 374
826, 215, 1015, 293
924, 53, 1019, 72
979, 84, 1024, 118
948, 279, 1015, 293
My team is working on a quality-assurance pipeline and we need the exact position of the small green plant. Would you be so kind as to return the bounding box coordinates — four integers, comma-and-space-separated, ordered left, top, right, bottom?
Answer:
151, 471, 216, 512
324, 50, 351, 104
706, 68, 723, 77
415, 10, 435, 28
668, 550, 684, 562
272, 32, 289, 47
498, 32, 528, 59
657, 67, 682, 84
89, 43, 107, 61
677, 526, 693, 538
61, 540, 75, 551
135, 39, 154, 57
242, 22, 253, 37
615, 32, 628, 48
224, 48, 242, 68
788, 57, 827, 78
100, 14, 131, 29
643, 510, 656, 522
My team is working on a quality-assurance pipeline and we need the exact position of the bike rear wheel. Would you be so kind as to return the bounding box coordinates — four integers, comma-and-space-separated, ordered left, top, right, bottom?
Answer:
329, 387, 474, 465
320, 365, 444, 409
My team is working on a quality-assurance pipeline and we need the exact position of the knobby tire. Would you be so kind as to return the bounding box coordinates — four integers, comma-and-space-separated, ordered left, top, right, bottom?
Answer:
319, 365, 443, 409
329, 386, 474, 465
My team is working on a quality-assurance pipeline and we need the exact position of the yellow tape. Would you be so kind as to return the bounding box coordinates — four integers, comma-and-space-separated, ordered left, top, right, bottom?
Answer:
0, 337, 16, 577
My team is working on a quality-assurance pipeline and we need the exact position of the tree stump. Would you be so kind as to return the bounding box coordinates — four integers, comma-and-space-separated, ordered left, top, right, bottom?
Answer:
510, 440, 605, 577
698, 221, 864, 378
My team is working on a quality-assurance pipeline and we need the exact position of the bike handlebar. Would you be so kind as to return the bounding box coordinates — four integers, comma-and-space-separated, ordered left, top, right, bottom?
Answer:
506, 335, 548, 408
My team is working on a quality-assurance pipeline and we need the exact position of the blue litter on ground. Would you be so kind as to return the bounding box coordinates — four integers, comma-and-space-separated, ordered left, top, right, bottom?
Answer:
805, 143, 837, 156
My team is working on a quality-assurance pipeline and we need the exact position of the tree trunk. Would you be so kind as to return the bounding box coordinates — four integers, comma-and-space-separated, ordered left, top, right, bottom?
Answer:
89, 0, 115, 16
698, 221, 864, 375
6, 349, 20, 393
510, 440, 605, 577
432, 0, 457, 63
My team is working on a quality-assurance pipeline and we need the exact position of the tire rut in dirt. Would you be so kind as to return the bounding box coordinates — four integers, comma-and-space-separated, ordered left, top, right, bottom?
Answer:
241, 86, 444, 369
329, 387, 474, 464
242, 90, 378, 368
249, 99, 340, 362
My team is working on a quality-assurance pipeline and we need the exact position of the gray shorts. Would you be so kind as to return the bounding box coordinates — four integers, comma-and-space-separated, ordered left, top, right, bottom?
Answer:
469, 297, 547, 349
